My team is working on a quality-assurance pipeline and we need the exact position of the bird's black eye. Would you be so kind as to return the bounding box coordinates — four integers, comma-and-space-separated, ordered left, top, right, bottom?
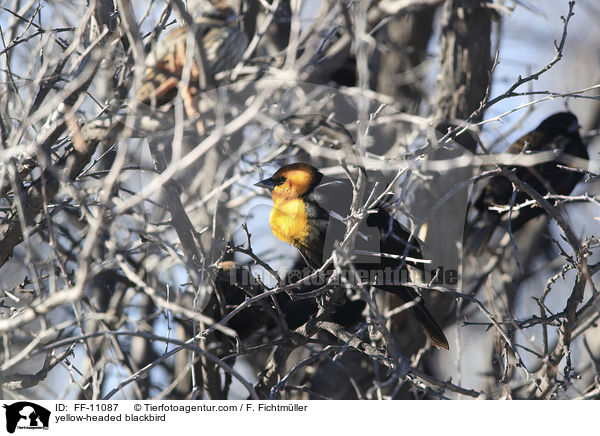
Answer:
272, 176, 286, 186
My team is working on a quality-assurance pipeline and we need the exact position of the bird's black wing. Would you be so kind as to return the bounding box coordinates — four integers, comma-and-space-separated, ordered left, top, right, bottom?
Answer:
363, 207, 449, 350
311, 178, 449, 349
466, 114, 588, 249
310, 177, 387, 267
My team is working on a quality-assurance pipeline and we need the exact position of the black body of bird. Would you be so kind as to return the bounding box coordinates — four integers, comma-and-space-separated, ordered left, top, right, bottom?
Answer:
467, 112, 588, 244
256, 163, 449, 350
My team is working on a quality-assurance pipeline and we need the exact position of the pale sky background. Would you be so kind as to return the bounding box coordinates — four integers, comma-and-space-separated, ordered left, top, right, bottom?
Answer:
1, 0, 598, 398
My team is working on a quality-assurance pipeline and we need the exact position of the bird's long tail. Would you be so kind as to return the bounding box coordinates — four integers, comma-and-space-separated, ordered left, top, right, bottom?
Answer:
410, 302, 449, 350
380, 284, 449, 350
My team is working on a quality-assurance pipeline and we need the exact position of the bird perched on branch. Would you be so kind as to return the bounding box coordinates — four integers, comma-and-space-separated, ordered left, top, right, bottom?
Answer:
255, 163, 449, 350
136, 2, 248, 125
466, 111, 588, 249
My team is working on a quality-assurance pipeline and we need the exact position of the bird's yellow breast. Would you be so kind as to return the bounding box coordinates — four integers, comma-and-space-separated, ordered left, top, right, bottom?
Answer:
269, 198, 309, 246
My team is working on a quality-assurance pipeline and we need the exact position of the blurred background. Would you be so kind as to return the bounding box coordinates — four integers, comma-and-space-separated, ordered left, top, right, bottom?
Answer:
0, 0, 599, 400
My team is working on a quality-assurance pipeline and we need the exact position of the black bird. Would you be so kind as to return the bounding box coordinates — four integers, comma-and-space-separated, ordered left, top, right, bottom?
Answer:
467, 112, 588, 246
256, 163, 449, 349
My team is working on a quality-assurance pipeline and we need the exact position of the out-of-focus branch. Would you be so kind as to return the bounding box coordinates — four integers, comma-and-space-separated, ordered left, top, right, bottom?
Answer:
38, 330, 258, 400
316, 321, 482, 398
0, 35, 117, 267
1, 347, 74, 391
411, 0, 493, 356
434, 0, 492, 126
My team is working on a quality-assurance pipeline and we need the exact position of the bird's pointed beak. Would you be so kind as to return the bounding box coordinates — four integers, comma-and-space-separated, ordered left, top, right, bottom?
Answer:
255, 178, 276, 191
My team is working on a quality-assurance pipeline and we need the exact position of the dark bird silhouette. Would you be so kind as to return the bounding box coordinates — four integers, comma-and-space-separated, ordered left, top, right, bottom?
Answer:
256, 163, 449, 349
466, 112, 588, 248
214, 259, 366, 336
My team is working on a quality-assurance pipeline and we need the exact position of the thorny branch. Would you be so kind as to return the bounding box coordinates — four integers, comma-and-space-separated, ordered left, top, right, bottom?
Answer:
0, 0, 598, 401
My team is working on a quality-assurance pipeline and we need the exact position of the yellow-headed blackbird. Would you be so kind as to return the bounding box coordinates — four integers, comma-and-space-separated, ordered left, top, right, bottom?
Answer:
255, 163, 449, 350
467, 112, 588, 244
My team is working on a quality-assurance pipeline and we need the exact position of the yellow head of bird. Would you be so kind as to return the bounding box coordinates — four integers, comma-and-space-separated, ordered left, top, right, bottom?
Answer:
255, 163, 323, 202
